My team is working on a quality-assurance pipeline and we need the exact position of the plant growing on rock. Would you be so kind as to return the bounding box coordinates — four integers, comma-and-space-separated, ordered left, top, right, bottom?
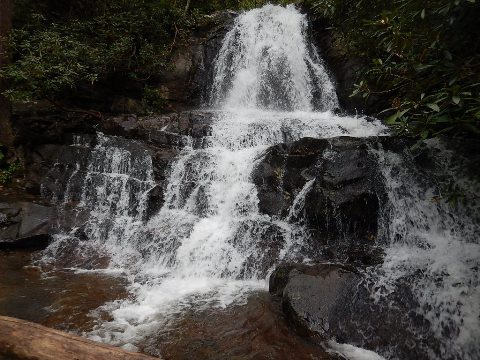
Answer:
0, 144, 21, 185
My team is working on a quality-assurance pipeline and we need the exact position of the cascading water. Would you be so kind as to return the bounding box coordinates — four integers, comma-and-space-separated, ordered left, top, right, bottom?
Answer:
36, 4, 480, 360
210, 4, 337, 111
368, 142, 480, 360
77, 6, 384, 349
40, 4, 385, 353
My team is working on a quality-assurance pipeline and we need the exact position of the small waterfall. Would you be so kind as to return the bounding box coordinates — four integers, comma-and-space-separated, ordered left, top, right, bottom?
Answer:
370, 141, 480, 360
37, 5, 480, 359
42, 134, 156, 270
286, 178, 315, 222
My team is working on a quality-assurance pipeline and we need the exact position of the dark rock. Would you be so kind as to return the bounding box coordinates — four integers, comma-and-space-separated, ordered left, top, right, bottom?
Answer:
270, 263, 439, 359
0, 201, 55, 250
308, 17, 390, 116
144, 184, 166, 220
270, 263, 359, 337
234, 221, 287, 279
253, 136, 383, 265
187, 11, 237, 106
252, 138, 328, 217
110, 96, 145, 114
100, 111, 215, 148
11, 112, 98, 148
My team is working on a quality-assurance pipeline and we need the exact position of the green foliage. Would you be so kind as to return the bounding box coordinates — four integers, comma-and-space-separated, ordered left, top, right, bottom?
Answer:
311, 0, 480, 139
0, 145, 21, 185
142, 86, 167, 113
0, 0, 193, 103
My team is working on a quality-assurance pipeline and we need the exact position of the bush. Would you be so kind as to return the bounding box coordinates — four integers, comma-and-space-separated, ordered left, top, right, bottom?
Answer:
311, 0, 480, 139
0, 145, 21, 185
0, 0, 193, 104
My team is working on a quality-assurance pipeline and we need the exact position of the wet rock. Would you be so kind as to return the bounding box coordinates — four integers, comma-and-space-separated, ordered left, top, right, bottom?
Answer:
101, 111, 214, 148
144, 184, 166, 220
252, 138, 329, 217
270, 262, 440, 359
269, 263, 359, 337
187, 11, 237, 106
11, 112, 98, 148
253, 136, 382, 264
234, 221, 287, 279
0, 201, 55, 250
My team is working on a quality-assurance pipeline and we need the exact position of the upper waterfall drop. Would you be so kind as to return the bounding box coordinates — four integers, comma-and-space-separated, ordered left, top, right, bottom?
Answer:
210, 4, 338, 111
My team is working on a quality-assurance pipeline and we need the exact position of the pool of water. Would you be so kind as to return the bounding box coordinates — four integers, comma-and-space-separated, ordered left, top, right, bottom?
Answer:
0, 250, 333, 360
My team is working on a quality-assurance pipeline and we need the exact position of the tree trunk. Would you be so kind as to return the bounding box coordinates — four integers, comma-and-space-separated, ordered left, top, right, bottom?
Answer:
0, 316, 159, 360
0, 0, 14, 148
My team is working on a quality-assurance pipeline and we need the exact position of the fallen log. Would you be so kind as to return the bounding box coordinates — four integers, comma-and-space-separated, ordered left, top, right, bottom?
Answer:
0, 316, 158, 360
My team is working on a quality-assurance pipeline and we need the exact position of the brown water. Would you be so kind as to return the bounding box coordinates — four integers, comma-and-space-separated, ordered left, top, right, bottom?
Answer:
0, 250, 333, 360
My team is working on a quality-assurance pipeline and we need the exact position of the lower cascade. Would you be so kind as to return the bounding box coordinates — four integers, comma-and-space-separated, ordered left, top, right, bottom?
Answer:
34, 4, 478, 360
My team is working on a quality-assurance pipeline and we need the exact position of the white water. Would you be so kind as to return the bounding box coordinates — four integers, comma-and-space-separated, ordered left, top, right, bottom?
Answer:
38, 5, 480, 360
370, 142, 480, 359
327, 341, 386, 360
79, 6, 384, 347
211, 4, 337, 111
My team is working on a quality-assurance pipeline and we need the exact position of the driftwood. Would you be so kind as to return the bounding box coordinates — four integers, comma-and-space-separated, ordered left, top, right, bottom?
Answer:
0, 316, 158, 360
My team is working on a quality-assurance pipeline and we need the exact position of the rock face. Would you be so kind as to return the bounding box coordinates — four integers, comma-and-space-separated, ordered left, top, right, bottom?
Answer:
253, 136, 384, 265
176, 11, 237, 107
3, 11, 237, 249
0, 200, 54, 250
101, 110, 214, 148
269, 263, 359, 337
3, 110, 219, 250
269, 263, 439, 359
307, 17, 390, 116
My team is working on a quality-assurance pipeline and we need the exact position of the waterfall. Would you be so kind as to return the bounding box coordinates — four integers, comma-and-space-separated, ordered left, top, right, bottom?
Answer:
369, 142, 480, 360
41, 3, 388, 354
210, 4, 338, 111
41, 134, 156, 270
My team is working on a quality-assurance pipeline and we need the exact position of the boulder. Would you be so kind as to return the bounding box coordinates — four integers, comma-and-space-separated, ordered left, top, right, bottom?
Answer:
269, 263, 359, 337
269, 263, 439, 359
0, 201, 54, 250
253, 136, 383, 265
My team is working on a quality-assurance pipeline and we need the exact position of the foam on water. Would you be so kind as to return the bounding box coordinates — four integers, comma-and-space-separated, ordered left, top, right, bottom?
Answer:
327, 341, 386, 360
